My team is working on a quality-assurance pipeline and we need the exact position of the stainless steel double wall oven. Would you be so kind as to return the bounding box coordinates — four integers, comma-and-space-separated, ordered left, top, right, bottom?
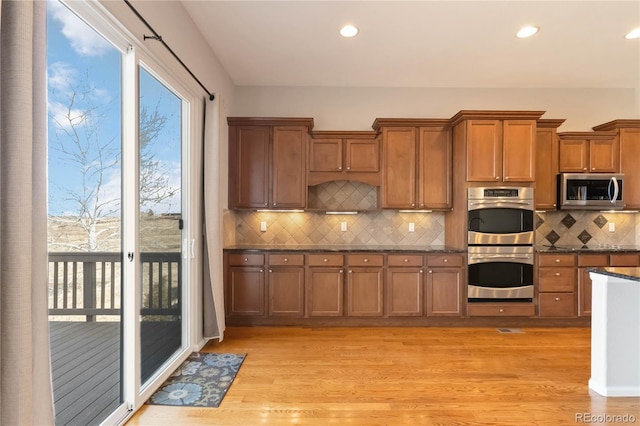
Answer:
467, 187, 534, 302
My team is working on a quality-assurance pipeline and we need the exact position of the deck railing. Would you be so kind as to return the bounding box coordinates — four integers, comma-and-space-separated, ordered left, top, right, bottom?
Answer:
48, 252, 181, 321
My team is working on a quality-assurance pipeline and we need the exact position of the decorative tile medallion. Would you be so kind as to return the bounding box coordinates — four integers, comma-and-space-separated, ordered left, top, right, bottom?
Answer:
593, 214, 608, 229
561, 214, 576, 229
545, 230, 560, 245
577, 230, 593, 245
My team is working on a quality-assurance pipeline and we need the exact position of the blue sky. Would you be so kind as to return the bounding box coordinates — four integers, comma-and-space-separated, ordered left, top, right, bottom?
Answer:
47, 0, 181, 217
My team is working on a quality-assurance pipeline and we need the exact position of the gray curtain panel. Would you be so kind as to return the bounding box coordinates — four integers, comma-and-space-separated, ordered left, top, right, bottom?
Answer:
0, 1, 55, 424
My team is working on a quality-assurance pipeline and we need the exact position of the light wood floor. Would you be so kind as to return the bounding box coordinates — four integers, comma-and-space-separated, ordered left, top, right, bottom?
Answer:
127, 326, 640, 425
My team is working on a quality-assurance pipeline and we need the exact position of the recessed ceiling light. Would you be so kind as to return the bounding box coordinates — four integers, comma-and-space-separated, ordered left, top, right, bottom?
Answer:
516, 26, 539, 38
340, 25, 359, 38
625, 28, 640, 39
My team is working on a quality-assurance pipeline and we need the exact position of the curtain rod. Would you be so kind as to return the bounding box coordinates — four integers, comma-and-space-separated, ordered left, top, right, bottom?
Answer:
123, 0, 215, 101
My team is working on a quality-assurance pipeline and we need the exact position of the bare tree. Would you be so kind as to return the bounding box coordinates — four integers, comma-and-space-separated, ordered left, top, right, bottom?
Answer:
48, 74, 177, 252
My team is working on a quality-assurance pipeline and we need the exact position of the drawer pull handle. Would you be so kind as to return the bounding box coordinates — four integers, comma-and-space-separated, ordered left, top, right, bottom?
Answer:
555, 272, 560, 276
284, 258, 288, 262
348, 270, 353, 274
404, 258, 409, 263
323, 258, 328, 263
364, 258, 369, 263
443, 259, 448, 263
269, 269, 272, 273
259, 269, 264, 273
244, 258, 248, 262
555, 297, 560, 301
555, 259, 560, 263
499, 308, 504, 313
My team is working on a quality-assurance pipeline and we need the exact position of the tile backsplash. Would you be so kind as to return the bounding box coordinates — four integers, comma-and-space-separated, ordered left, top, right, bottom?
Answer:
226, 210, 445, 246
535, 211, 640, 247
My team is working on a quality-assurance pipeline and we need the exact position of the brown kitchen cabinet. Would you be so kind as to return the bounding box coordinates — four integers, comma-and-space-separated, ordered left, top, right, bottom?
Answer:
557, 131, 619, 173
374, 119, 452, 210
592, 120, 640, 209
537, 253, 576, 317
305, 254, 344, 316
267, 254, 305, 317
228, 118, 313, 209
578, 253, 640, 317
386, 254, 425, 316
308, 131, 381, 186
450, 111, 544, 183
346, 254, 384, 316
535, 119, 565, 210
226, 253, 266, 317
425, 254, 464, 316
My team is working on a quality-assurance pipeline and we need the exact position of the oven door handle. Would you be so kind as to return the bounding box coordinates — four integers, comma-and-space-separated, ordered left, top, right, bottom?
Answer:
470, 255, 532, 259
468, 254, 533, 264
468, 201, 531, 206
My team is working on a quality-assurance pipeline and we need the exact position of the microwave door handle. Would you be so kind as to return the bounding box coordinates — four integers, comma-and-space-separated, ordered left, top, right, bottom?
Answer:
610, 177, 619, 203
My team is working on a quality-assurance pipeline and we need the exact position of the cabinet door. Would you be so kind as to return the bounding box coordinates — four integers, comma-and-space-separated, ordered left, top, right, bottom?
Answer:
345, 139, 380, 172
231, 126, 270, 208
535, 128, 559, 209
268, 267, 305, 316
381, 127, 417, 208
559, 139, 589, 172
346, 268, 384, 316
309, 138, 342, 172
386, 268, 424, 316
502, 120, 536, 182
306, 268, 344, 316
589, 138, 619, 173
426, 267, 463, 316
272, 126, 307, 208
539, 293, 576, 317
228, 266, 265, 316
620, 128, 640, 209
418, 126, 451, 209
466, 120, 502, 182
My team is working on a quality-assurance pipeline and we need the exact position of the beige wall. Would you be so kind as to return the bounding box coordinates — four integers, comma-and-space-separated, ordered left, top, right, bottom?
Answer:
232, 86, 639, 131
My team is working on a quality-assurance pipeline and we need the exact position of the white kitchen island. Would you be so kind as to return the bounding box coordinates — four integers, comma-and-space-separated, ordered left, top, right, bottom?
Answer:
588, 267, 640, 397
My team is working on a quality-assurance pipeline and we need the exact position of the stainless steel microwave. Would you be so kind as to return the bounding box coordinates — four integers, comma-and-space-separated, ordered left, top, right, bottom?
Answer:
557, 173, 624, 210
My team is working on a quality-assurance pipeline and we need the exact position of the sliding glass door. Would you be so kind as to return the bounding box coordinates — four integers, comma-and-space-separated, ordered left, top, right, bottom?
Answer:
138, 68, 185, 386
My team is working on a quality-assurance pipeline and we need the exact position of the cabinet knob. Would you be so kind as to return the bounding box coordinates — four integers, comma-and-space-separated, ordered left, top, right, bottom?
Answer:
338, 166, 342, 170
364, 258, 369, 263
505, 177, 509, 180
323, 258, 328, 262
428, 270, 432, 274
284, 258, 288, 262
443, 259, 448, 263
244, 257, 248, 262
259, 269, 264, 273
583, 168, 587, 171
495, 176, 500, 180
346, 167, 350, 170
339, 270, 343, 274
273, 203, 277, 206
411, 203, 415, 207
420, 203, 424, 207
555, 272, 560, 276
403, 258, 409, 263
555, 297, 560, 301
348, 270, 353, 274
499, 308, 504, 313
269, 269, 272, 273
264, 203, 268, 206
555, 259, 561, 263
592, 168, 596, 171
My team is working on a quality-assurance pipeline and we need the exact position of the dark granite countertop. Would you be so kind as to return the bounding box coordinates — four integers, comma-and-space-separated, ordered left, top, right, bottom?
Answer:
587, 267, 640, 282
536, 245, 640, 253
223, 244, 466, 253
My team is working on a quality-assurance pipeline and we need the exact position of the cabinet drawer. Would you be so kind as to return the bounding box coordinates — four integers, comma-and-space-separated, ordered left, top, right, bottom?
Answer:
308, 254, 344, 267
228, 253, 265, 266
268, 254, 304, 266
347, 254, 384, 267
538, 268, 576, 292
538, 254, 575, 267
427, 254, 463, 267
467, 303, 535, 317
578, 254, 608, 267
539, 293, 576, 317
610, 253, 640, 266
387, 254, 424, 267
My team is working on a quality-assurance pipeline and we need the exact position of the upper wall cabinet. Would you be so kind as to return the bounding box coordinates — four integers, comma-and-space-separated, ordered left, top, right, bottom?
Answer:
557, 131, 619, 173
535, 119, 565, 210
308, 131, 381, 186
228, 117, 314, 209
450, 111, 544, 183
592, 120, 640, 209
373, 119, 452, 210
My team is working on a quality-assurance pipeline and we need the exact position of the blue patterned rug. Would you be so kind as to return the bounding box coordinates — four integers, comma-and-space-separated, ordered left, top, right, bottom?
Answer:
147, 352, 246, 407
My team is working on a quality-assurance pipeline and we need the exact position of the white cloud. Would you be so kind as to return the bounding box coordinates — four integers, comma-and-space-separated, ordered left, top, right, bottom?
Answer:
48, 100, 88, 131
48, 61, 76, 93
48, 0, 112, 57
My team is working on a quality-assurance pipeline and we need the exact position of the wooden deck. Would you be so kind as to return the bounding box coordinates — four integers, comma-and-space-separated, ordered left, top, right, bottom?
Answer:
50, 320, 181, 426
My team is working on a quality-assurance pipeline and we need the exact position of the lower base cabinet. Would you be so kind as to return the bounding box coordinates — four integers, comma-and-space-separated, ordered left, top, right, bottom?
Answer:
227, 253, 266, 317
268, 254, 305, 317
306, 254, 344, 316
426, 267, 463, 316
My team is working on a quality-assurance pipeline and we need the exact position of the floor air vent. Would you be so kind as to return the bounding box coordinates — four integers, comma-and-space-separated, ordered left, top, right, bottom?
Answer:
497, 328, 524, 334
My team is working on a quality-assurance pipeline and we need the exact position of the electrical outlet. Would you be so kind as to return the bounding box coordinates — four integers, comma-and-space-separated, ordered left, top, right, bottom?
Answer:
609, 222, 615, 232
409, 222, 415, 232
260, 221, 267, 232
341, 221, 347, 232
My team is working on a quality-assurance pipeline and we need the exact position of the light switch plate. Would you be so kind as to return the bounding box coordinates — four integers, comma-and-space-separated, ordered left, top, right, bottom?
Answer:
609, 222, 615, 232
341, 222, 347, 232
260, 221, 267, 232
409, 222, 415, 232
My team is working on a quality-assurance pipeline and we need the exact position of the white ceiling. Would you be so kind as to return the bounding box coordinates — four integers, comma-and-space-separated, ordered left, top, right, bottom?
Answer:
181, 1, 640, 89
